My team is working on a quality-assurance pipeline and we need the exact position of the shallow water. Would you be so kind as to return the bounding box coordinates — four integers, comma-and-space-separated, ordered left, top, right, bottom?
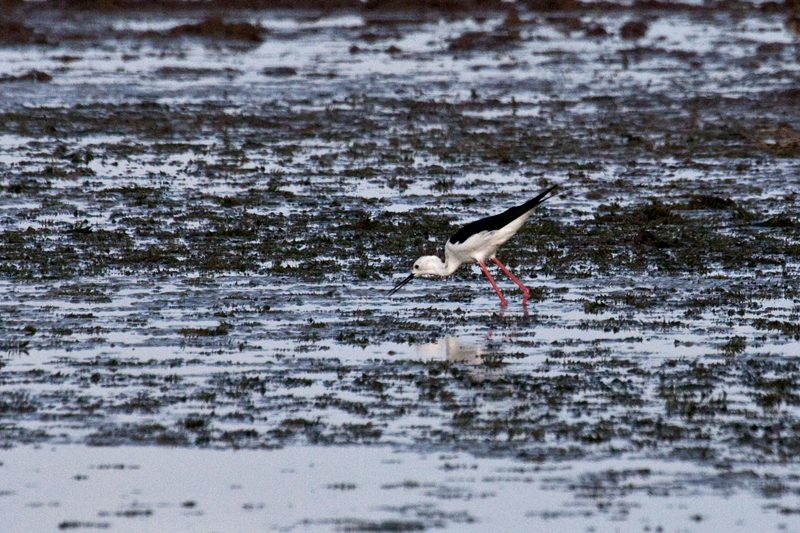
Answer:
1, 3, 800, 531
3, 444, 800, 532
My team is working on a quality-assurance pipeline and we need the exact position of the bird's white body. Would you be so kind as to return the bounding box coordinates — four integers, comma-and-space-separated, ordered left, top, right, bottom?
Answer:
412, 210, 535, 277
390, 185, 557, 306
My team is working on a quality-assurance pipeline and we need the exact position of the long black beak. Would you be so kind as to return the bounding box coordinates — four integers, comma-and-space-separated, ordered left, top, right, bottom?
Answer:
388, 273, 415, 296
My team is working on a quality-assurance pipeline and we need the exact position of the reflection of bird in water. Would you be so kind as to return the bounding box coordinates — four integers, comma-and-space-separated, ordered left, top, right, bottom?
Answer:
446, 335, 484, 365
389, 185, 557, 306
415, 335, 482, 364
415, 336, 508, 382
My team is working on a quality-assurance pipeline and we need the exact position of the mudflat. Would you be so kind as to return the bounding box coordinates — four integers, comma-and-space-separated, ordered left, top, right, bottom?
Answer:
1, 2, 800, 531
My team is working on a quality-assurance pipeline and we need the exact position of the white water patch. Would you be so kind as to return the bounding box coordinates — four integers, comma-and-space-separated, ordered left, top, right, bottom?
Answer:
2, 444, 798, 533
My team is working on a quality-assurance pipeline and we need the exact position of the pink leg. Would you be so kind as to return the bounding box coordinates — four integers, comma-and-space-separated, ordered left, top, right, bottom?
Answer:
492, 257, 530, 303
478, 260, 508, 306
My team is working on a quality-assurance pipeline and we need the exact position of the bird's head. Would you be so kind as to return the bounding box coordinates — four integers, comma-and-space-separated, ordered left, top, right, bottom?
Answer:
412, 255, 445, 277
388, 255, 445, 296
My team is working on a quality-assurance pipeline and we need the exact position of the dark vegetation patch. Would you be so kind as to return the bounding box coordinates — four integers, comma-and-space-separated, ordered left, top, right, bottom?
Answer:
364, 0, 505, 12
86, 423, 189, 446
155, 66, 241, 79
10, 0, 363, 11
448, 29, 521, 51
619, 19, 647, 39
178, 322, 231, 337
0, 70, 52, 83
0, 21, 47, 45
165, 17, 267, 43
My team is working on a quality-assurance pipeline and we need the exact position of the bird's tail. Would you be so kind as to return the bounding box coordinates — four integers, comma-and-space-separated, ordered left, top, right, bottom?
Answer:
521, 184, 558, 212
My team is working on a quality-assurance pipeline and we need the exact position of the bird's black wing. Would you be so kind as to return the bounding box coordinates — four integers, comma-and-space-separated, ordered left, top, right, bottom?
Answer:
448, 185, 557, 245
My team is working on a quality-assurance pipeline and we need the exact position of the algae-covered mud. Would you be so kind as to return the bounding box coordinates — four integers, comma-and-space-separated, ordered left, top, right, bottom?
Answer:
2, 1, 800, 530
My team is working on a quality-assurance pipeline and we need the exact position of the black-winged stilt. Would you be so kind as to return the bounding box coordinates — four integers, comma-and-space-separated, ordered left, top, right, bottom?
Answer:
388, 185, 557, 306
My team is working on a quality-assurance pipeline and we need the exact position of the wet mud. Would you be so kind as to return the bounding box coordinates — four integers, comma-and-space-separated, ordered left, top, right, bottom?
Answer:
1, 1, 800, 529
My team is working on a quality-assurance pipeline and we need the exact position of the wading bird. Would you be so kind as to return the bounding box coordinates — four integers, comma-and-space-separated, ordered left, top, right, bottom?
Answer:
388, 185, 557, 306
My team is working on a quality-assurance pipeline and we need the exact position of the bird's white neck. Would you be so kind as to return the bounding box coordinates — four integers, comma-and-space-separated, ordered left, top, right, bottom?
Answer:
441, 256, 460, 276
432, 256, 461, 277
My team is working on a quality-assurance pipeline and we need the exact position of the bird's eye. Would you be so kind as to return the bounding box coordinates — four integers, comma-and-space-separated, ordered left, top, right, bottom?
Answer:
414, 265, 419, 269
